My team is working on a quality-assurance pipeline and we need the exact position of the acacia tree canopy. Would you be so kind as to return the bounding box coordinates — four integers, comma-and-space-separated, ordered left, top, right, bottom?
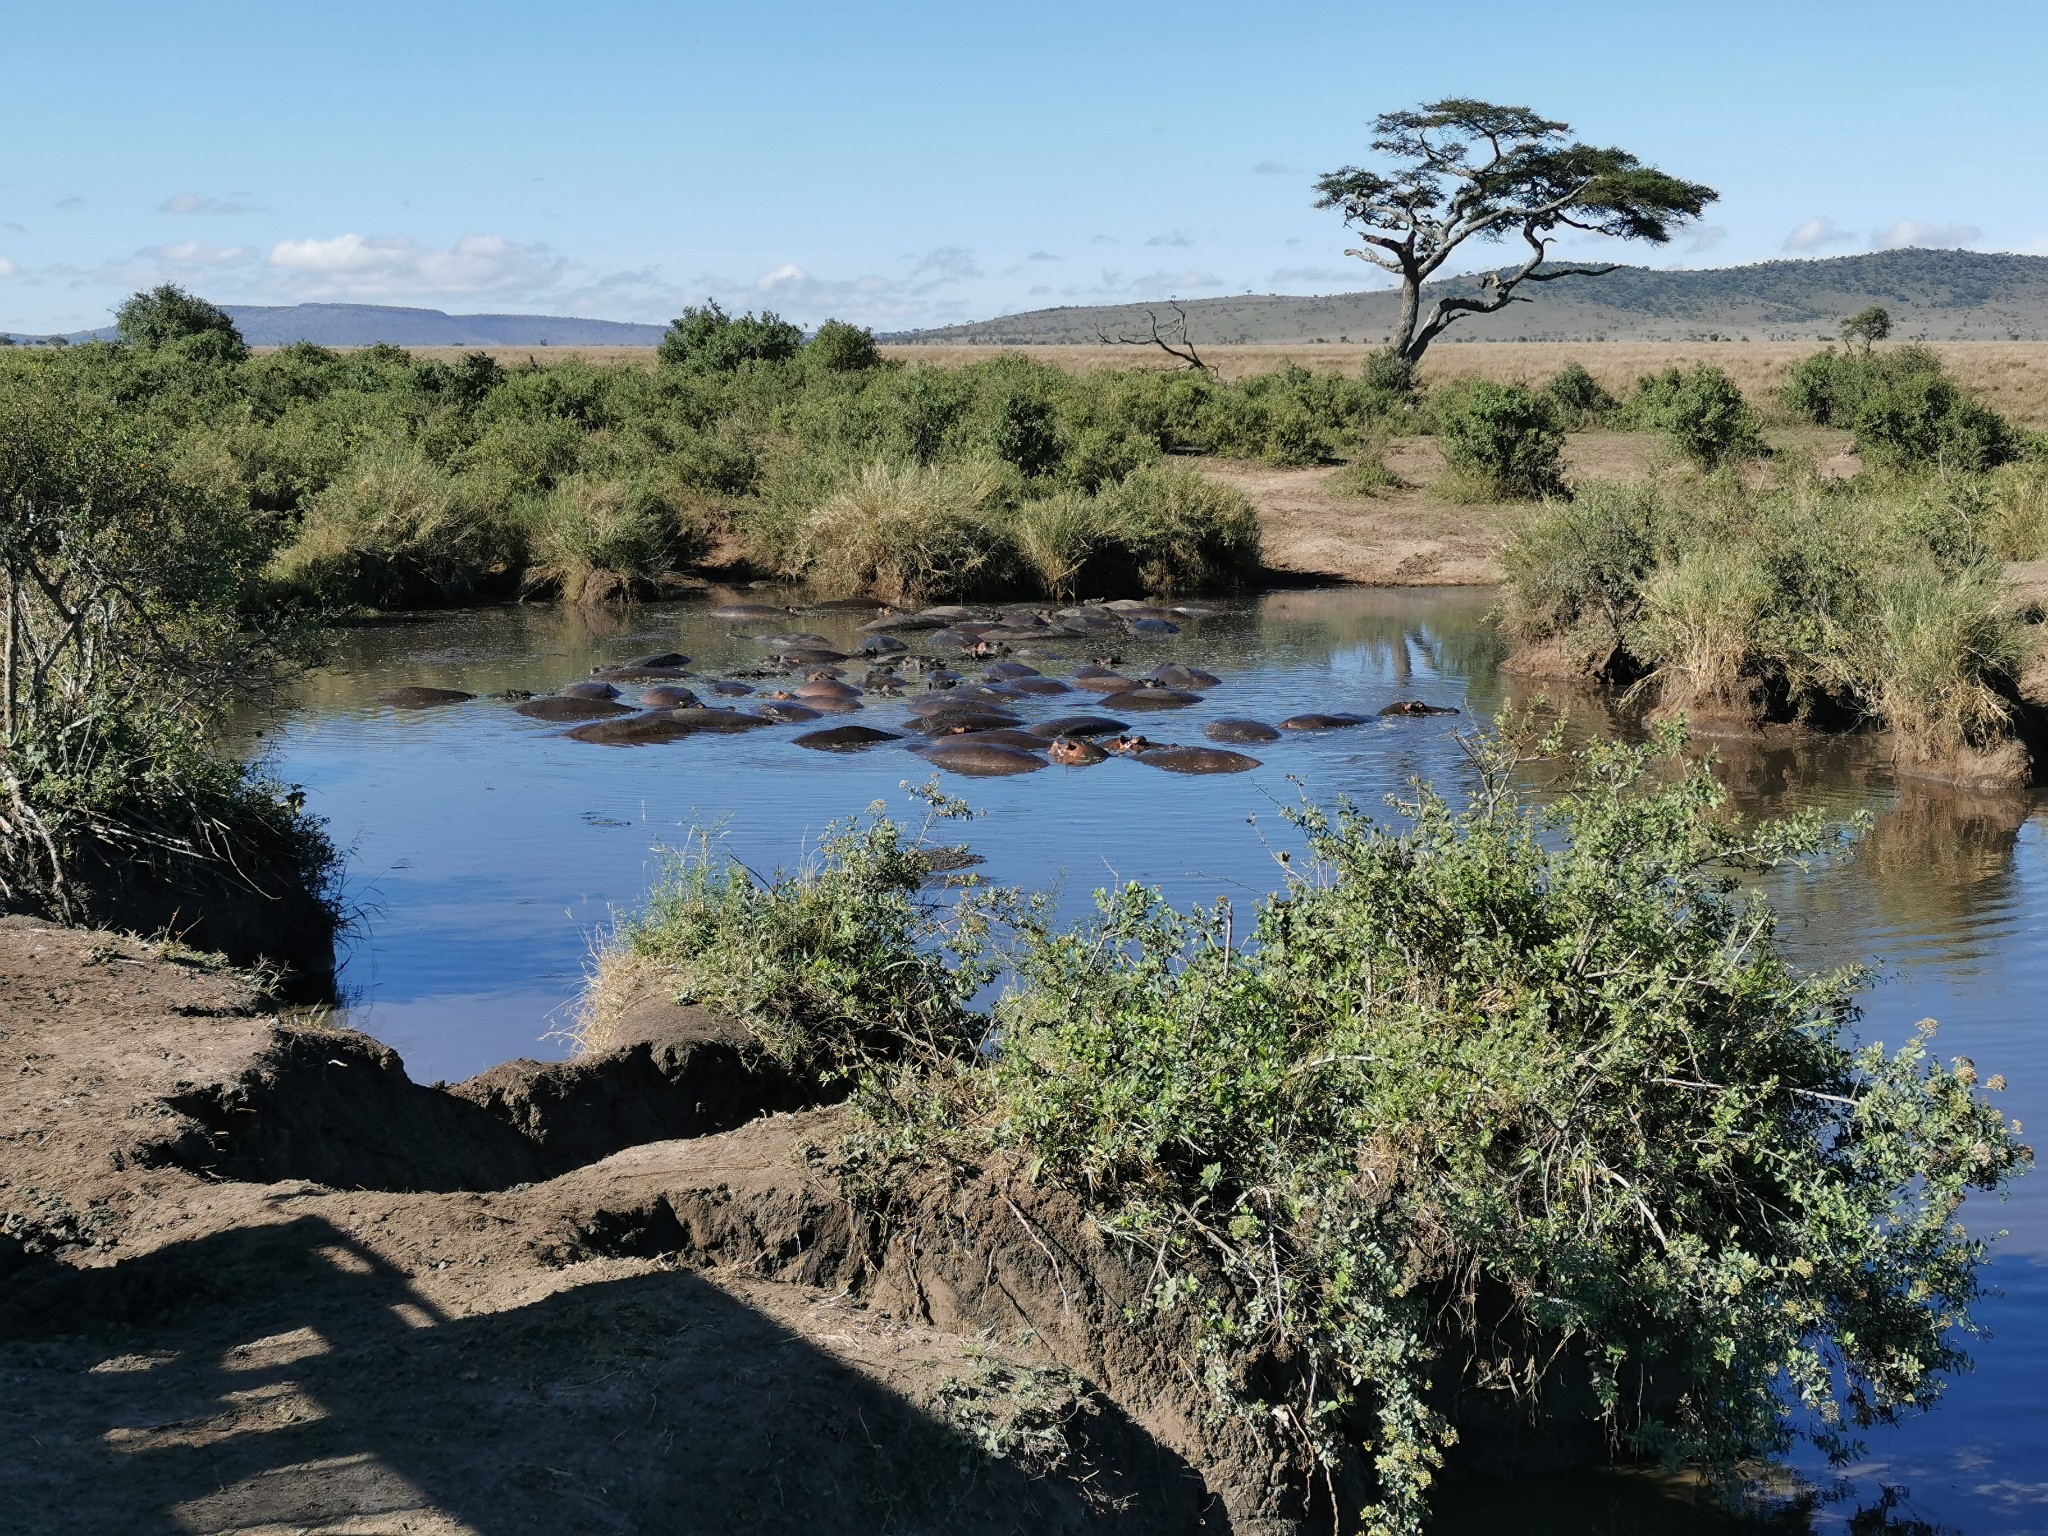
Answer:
1315, 99, 1717, 363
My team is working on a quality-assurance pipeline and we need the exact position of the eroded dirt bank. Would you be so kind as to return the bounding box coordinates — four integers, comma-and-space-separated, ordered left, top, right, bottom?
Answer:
0, 918, 1309, 1534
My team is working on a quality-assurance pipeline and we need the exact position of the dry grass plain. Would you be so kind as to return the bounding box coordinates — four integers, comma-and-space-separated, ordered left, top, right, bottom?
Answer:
362, 342, 2048, 428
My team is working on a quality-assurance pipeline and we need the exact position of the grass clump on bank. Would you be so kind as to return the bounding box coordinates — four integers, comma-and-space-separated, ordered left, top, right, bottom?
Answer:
0, 378, 337, 990
1502, 471, 2038, 773
591, 725, 2030, 1535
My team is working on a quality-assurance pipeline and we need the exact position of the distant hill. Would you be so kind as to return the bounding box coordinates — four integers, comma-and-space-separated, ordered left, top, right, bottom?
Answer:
882, 249, 2048, 346
2, 304, 669, 349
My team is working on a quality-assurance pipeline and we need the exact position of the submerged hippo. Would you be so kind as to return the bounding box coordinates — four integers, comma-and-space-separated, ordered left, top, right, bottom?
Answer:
985, 661, 1041, 679
916, 740, 1047, 777
666, 707, 776, 732
1097, 687, 1201, 712
1149, 664, 1221, 690
1070, 672, 1135, 694
794, 725, 903, 751
627, 651, 690, 669
1047, 737, 1108, 766
1380, 700, 1461, 717
516, 695, 634, 722
704, 679, 753, 697
755, 700, 823, 723
1005, 677, 1072, 697
1205, 718, 1281, 744
711, 602, 788, 622
1126, 617, 1180, 636
373, 686, 475, 709
859, 633, 908, 654
639, 685, 700, 708
1028, 714, 1128, 739
861, 610, 947, 632
562, 679, 621, 700
910, 706, 1025, 736
1138, 745, 1261, 775
564, 711, 699, 745
1279, 712, 1369, 731
760, 632, 834, 651
795, 678, 861, 701
775, 648, 848, 666
937, 728, 1050, 751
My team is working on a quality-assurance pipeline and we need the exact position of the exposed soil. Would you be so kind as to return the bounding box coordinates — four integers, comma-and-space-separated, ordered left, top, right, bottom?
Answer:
0, 918, 1308, 1534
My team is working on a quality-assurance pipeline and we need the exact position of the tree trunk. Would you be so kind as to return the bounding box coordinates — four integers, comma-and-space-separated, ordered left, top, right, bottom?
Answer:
1392, 271, 1423, 361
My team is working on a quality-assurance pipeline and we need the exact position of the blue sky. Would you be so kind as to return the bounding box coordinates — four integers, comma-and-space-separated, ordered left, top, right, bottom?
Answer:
3, 0, 2044, 334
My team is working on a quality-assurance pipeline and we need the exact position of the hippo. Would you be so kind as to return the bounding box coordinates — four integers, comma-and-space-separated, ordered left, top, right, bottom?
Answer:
710, 602, 787, 622
910, 706, 1025, 736
1028, 714, 1129, 739
916, 740, 1047, 777
861, 670, 905, 693
755, 700, 823, 723
1126, 617, 1181, 637
1096, 687, 1201, 711
1070, 672, 1135, 694
799, 695, 862, 715
774, 648, 848, 666
794, 725, 904, 751
1380, 700, 1462, 717
666, 707, 776, 732
908, 687, 1015, 714
761, 632, 835, 651
936, 728, 1051, 751
1047, 737, 1108, 766
627, 652, 690, 669
923, 629, 984, 654
1138, 745, 1261, 775
516, 695, 634, 722
1104, 734, 1157, 756
985, 661, 1042, 679
1205, 718, 1281, 744
859, 634, 909, 654
919, 605, 981, 622
639, 685, 700, 708
861, 611, 947, 632
373, 686, 474, 709
1280, 712, 1369, 731
565, 711, 699, 745
562, 679, 621, 700
1149, 664, 1221, 690
795, 679, 861, 701
705, 679, 753, 697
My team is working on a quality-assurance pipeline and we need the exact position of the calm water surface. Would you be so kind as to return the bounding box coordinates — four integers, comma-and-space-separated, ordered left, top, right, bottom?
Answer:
252, 586, 2046, 1534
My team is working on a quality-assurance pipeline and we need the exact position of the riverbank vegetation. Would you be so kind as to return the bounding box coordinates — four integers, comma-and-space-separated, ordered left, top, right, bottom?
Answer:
589, 723, 2030, 1533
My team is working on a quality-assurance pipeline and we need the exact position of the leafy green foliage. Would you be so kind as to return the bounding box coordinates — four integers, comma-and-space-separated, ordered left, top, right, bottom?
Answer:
1840, 305, 1893, 351
1502, 476, 2030, 753
1541, 360, 1619, 428
657, 300, 804, 372
1625, 365, 1765, 466
1430, 379, 1567, 498
805, 319, 881, 373
0, 380, 332, 934
1783, 344, 2021, 470
792, 724, 2029, 1535
114, 283, 249, 363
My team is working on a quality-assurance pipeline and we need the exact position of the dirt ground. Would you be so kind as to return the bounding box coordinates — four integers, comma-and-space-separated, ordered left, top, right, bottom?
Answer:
0, 919, 1285, 1535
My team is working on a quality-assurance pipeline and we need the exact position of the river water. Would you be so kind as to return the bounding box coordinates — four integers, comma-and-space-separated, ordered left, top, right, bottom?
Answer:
252, 586, 2046, 1534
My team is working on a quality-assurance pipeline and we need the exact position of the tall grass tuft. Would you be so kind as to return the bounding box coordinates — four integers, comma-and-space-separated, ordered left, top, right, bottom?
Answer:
526, 474, 677, 605
268, 448, 500, 608
792, 457, 1018, 603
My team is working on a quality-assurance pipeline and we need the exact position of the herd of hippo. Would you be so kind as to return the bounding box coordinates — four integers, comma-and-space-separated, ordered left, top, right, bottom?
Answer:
371, 597, 1459, 778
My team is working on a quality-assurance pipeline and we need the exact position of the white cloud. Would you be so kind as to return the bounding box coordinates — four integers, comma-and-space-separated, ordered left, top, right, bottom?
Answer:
1028, 284, 1052, 295
1252, 160, 1290, 175
1027, 250, 1062, 262
1873, 219, 1982, 250
0, 257, 16, 279
1783, 217, 1856, 254
265, 232, 564, 299
160, 192, 255, 216
910, 246, 982, 281
1686, 225, 1729, 254
1270, 265, 1361, 286
157, 240, 248, 265
1090, 233, 1116, 245
1145, 230, 1194, 248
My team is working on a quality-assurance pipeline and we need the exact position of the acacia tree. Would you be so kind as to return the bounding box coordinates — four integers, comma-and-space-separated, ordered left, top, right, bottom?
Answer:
1315, 99, 1717, 364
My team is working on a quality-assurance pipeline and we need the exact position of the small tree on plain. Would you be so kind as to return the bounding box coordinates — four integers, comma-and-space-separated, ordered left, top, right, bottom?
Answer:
113, 284, 248, 360
1314, 99, 1717, 365
1840, 305, 1893, 352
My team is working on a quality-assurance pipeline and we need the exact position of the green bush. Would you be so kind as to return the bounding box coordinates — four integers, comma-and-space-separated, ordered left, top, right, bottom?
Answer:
1855, 371, 2021, 472
1626, 365, 1764, 467
1541, 360, 1618, 428
115, 283, 249, 363
805, 319, 881, 373
268, 449, 503, 608
1098, 461, 1261, 593
657, 301, 804, 372
802, 725, 2031, 1535
1430, 379, 1566, 498
524, 473, 682, 604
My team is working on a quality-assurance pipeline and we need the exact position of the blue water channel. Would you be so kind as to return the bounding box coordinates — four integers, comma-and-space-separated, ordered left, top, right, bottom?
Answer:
250, 585, 2046, 1534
